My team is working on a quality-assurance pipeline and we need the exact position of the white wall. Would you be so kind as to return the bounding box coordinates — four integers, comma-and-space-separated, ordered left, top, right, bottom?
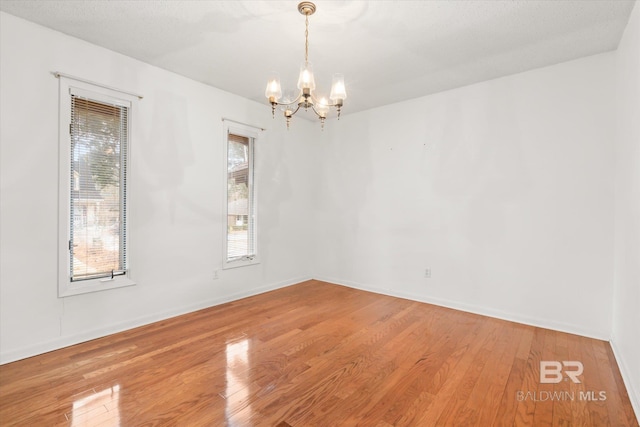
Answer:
0, 12, 315, 363
612, 2, 640, 417
314, 53, 616, 339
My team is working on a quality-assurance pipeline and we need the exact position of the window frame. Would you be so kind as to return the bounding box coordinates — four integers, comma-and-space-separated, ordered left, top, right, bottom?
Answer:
222, 120, 260, 270
57, 77, 137, 297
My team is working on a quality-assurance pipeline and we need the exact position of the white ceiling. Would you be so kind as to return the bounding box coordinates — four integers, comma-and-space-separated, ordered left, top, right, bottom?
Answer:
0, 0, 636, 115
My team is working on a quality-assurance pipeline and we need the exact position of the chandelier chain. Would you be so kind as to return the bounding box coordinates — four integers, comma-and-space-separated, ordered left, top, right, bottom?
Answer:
305, 14, 309, 66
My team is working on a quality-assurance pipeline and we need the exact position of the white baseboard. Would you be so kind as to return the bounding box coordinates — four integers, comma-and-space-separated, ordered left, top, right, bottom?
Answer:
610, 337, 640, 423
314, 275, 610, 341
0, 276, 309, 365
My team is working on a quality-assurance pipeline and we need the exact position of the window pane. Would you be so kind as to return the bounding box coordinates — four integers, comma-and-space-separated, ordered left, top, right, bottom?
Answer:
70, 97, 127, 281
227, 133, 254, 261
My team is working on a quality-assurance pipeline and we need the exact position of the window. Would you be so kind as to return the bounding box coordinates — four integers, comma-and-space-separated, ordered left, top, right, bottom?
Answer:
58, 77, 137, 296
223, 121, 259, 268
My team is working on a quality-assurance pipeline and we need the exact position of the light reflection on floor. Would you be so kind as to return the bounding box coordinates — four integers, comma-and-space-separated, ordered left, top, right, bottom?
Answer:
225, 338, 252, 423
69, 384, 121, 426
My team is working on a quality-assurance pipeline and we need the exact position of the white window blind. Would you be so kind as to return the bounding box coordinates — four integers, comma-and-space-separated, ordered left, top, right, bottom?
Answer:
69, 93, 129, 281
224, 124, 258, 266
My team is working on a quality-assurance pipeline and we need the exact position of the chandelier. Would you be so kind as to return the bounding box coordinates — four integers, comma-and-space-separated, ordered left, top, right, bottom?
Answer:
265, 1, 347, 129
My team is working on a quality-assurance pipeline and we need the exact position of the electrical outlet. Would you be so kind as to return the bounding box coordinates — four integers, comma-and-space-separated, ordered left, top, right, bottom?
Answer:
424, 268, 431, 278
213, 270, 219, 280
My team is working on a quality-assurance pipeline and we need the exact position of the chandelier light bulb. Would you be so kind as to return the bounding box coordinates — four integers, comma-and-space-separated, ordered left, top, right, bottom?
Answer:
316, 97, 330, 117
297, 62, 316, 91
330, 73, 347, 102
265, 75, 282, 102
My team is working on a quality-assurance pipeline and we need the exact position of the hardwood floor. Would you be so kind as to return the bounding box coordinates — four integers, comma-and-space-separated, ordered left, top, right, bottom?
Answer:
0, 280, 637, 426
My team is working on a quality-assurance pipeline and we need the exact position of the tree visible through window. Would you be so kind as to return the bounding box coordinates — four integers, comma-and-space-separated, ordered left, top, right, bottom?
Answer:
226, 132, 255, 263
70, 96, 128, 281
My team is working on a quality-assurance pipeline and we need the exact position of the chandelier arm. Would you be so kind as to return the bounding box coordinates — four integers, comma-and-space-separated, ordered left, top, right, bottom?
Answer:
275, 92, 304, 108
308, 93, 342, 108
310, 105, 323, 119
288, 104, 302, 117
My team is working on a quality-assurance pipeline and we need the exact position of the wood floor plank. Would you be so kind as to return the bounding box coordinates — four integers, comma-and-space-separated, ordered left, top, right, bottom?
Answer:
0, 280, 637, 426
533, 328, 556, 427
606, 344, 640, 427
416, 319, 501, 426
580, 333, 611, 426
437, 346, 491, 426
473, 322, 521, 426
551, 328, 574, 427
491, 325, 533, 426
513, 327, 545, 426
567, 332, 593, 426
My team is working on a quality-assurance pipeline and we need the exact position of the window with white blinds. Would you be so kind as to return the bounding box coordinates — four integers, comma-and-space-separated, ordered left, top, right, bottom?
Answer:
69, 94, 128, 281
223, 121, 259, 268
58, 76, 137, 296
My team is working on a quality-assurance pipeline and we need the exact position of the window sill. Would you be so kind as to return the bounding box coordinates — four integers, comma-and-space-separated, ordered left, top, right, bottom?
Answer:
58, 276, 136, 297
222, 256, 261, 270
